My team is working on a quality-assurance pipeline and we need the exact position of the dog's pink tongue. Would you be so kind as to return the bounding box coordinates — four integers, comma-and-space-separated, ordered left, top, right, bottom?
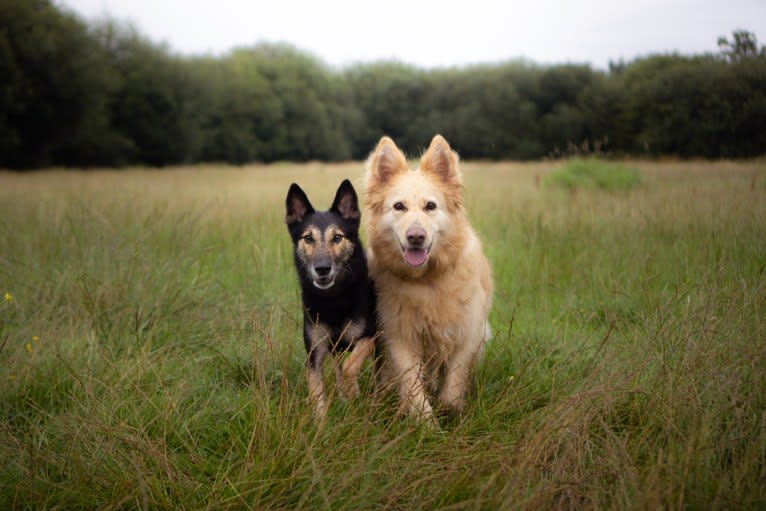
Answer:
404, 248, 428, 267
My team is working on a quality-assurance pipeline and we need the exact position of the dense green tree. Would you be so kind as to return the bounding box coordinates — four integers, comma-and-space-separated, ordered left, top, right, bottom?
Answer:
621, 54, 766, 157
344, 62, 431, 157
246, 44, 352, 161
0, 0, 117, 167
94, 22, 199, 166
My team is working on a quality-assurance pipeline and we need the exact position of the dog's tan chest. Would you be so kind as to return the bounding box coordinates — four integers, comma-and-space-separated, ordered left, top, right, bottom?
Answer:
307, 318, 368, 348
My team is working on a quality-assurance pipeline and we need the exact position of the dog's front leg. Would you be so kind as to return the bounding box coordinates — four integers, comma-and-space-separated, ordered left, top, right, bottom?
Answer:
438, 340, 479, 413
305, 322, 330, 421
306, 369, 327, 419
306, 355, 328, 421
387, 339, 436, 426
337, 336, 376, 400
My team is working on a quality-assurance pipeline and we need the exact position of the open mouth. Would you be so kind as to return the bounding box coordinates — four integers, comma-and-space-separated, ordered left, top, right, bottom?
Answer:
312, 276, 335, 290
402, 246, 430, 267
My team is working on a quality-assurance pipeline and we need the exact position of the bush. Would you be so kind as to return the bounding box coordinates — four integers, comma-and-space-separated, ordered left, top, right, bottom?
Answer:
547, 157, 643, 191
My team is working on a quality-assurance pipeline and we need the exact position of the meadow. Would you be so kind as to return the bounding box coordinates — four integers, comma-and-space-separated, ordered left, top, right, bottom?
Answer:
1, 159, 764, 509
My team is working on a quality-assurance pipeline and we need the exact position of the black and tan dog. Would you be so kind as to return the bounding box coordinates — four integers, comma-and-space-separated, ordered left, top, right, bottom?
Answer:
285, 179, 377, 420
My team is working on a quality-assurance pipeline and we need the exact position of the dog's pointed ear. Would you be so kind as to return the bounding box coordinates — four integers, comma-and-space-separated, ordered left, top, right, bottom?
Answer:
285, 183, 314, 225
420, 134, 462, 186
331, 179, 360, 222
366, 136, 407, 184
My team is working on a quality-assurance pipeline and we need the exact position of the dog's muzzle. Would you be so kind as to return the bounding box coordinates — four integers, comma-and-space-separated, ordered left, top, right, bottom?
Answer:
402, 225, 430, 267
311, 259, 336, 289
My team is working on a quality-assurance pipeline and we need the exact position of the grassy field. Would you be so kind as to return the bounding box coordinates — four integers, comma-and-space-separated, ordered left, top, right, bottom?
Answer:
1, 159, 765, 510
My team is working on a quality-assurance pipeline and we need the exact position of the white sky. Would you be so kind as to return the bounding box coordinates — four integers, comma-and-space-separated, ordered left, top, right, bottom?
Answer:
55, 0, 766, 69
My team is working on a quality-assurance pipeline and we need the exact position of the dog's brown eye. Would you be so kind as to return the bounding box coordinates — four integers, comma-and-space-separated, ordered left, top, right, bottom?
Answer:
303, 234, 315, 244
332, 234, 343, 243
425, 201, 437, 211
393, 202, 405, 211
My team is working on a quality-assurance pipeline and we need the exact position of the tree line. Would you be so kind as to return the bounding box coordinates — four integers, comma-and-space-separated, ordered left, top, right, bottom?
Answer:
2, 0, 765, 169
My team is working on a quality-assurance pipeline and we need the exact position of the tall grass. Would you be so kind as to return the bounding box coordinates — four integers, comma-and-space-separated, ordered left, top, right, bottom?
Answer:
1, 160, 765, 509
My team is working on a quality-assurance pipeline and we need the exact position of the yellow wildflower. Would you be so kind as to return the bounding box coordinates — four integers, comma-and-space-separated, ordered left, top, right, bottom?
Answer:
25, 343, 33, 353
32, 336, 40, 343
3, 292, 11, 303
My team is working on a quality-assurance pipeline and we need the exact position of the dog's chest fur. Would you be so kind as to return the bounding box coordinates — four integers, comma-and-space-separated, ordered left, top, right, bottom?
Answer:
305, 315, 370, 353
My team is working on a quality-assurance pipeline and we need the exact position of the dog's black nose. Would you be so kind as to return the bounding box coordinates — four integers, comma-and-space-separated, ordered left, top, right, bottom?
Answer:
406, 226, 426, 246
315, 265, 332, 277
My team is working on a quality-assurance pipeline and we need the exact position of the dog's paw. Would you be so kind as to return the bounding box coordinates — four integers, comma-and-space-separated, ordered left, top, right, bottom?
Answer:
337, 377, 361, 401
437, 393, 466, 415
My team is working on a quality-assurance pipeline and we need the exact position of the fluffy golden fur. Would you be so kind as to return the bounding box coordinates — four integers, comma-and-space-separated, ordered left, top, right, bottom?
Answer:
364, 135, 493, 423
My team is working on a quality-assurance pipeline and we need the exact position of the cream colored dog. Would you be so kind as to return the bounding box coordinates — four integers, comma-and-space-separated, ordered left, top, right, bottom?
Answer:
364, 134, 493, 423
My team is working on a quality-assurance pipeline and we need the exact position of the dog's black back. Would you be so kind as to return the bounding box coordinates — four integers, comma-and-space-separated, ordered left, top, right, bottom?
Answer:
286, 180, 376, 370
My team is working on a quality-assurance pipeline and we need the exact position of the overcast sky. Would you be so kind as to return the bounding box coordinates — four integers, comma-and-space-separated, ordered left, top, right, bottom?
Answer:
55, 0, 766, 69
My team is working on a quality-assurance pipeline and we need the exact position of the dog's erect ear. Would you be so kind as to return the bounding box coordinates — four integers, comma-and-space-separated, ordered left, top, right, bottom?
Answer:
366, 136, 407, 183
285, 183, 314, 225
331, 179, 360, 222
420, 134, 462, 186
